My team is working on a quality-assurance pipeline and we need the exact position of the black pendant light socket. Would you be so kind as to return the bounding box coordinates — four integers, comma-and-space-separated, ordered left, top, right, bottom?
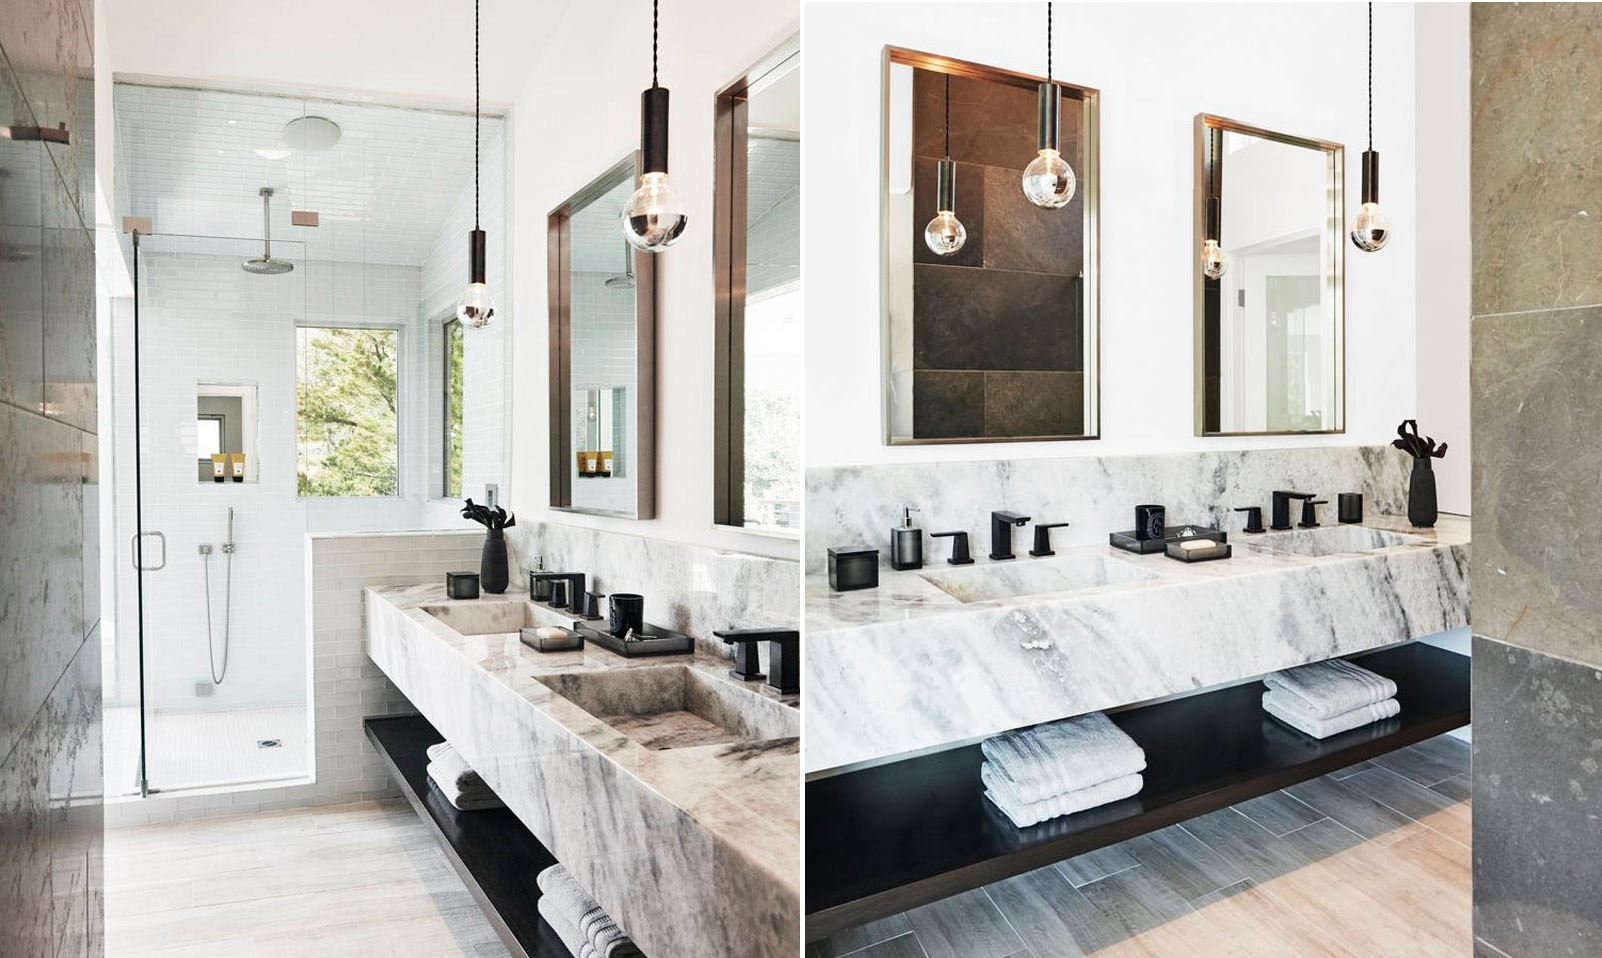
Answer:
1205, 196, 1222, 244
641, 86, 671, 175
1036, 82, 1060, 152
936, 157, 956, 212
1360, 149, 1380, 205
468, 228, 487, 285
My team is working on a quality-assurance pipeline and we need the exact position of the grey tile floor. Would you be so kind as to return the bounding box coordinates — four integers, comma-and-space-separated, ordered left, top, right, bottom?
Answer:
810, 733, 1472, 958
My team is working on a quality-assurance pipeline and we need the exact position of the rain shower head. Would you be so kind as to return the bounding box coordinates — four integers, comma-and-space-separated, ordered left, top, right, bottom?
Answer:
243, 187, 293, 275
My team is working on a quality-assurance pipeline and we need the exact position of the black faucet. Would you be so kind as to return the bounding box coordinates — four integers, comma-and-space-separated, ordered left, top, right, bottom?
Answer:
713, 628, 799, 694
1269, 492, 1315, 531
990, 511, 1031, 561
1299, 499, 1328, 529
1029, 522, 1071, 557
930, 531, 973, 565
1234, 506, 1265, 533
531, 572, 585, 612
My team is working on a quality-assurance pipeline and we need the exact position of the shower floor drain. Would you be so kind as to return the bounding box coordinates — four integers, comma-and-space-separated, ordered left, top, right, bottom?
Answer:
257, 739, 282, 749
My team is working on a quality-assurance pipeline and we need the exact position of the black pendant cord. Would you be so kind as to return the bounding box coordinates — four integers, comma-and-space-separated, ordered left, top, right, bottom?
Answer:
1367, 0, 1373, 151
943, 73, 951, 158
652, 0, 660, 89
474, 0, 480, 231
1046, 1, 1053, 83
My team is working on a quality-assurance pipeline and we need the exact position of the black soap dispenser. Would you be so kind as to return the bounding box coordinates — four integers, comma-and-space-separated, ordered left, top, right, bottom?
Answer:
891, 506, 924, 571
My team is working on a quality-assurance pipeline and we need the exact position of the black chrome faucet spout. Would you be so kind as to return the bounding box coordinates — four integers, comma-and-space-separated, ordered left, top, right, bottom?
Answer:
990, 511, 1031, 561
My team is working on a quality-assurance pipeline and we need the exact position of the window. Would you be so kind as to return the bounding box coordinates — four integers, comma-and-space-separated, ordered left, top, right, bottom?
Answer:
296, 326, 400, 497
196, 416, 223, 459
444, 319, 464, 498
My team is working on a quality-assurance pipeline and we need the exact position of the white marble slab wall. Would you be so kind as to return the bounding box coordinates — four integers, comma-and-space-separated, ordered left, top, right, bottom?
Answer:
508, 523, 800, 661
806, 445, 1414, 572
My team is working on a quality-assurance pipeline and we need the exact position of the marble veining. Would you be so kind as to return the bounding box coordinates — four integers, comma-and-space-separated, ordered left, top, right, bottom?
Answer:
806, 445, 1412, 573
806, 516, 1469, 774
366, 584, 799, 958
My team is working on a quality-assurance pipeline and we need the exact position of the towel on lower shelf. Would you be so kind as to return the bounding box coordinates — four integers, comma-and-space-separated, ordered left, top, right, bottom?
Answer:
426, 761, 504, 811
425, 741, 485, 791
536, 863, 645, 958
980, 712, 1146, 806
538, 895, 591, 958
1264, 658, 1398, 720
984, 772, 1144, 829
1264, 692, 1400, 740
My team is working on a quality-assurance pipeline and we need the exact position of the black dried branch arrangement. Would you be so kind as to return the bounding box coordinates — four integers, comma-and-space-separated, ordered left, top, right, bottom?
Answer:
461, 498, 516, 531
1392, 419, 1448, 460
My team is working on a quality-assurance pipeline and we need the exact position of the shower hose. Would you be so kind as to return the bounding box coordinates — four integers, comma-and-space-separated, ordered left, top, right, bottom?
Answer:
202, 534, 233, 685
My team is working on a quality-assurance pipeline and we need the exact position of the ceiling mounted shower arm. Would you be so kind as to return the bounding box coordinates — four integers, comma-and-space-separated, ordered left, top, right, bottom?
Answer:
260, 187, 274, 261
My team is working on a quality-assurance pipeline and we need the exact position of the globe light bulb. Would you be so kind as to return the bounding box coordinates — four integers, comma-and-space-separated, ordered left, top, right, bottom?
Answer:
1201, 239, 1228, 280
1350, 201, 1389, 252
457, 282, 496, 328
924, 210, 966, 257
1022, 148, 1076, 209
621, 171, 688, 252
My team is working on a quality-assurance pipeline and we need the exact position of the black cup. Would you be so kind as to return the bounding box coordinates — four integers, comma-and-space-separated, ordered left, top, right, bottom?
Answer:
609, 593, 645, 637
1338, 493, 1364, 524
1135, 504, 1166, 541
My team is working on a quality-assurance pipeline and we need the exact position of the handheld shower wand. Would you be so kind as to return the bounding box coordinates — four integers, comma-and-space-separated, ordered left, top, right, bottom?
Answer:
202, 508, 236, 685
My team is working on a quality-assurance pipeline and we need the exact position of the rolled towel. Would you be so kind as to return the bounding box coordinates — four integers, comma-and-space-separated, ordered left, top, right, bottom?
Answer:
1264, 692, 1400, 740
425, 742, 485, 791
984, 772, 1144, 829
536, 864, 645, 958
428, 765, 505, 811
980, 712, 1145, 805
1264, 658, 1397, 720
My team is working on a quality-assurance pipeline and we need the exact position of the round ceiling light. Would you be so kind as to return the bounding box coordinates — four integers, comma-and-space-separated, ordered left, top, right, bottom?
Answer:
282, 116, 341, 152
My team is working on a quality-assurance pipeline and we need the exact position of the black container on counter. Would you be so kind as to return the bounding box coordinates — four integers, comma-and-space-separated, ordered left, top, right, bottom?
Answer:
1135, 504, 1167, 541
828, 546, 880, 592
446, 571, 480, 600
609, 593, 645, 637
1338, 492, 1364, 524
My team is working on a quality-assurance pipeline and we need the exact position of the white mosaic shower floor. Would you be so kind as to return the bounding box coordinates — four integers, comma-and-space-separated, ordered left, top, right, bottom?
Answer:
105, 704, 310, 796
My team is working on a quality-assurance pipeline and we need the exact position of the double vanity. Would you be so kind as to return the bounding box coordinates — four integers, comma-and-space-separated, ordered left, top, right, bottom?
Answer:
364, 583, 800, 958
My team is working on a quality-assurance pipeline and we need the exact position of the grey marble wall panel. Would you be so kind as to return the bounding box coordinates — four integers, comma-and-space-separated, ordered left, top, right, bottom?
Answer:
48, 632, 100, 957
912, 263, 1078, 370
980, 164, 1081, 275
983, 369, 1082, 437
1471, 637, 1602, 956
0, 88, 45, 412
0, 711, 51, 956
911, 370, 984, 439
806, 445, 1412, 572
1470, 4, 1602, 316
43, 180, 95, 431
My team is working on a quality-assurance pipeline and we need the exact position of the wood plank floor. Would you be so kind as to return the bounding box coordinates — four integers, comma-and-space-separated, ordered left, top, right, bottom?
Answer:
105, 799, 510, 958
809, 734, 1472, 958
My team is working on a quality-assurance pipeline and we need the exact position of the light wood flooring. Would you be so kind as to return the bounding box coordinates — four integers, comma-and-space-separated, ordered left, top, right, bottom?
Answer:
810, 733, 1473, 958
105, 798, 509, 958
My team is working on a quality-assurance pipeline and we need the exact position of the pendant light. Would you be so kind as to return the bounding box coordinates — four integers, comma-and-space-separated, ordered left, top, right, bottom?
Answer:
1202, 126, 1228, 280
621, 0, 688, 251
1021, 1, 1076, 209
456, 0, 496, 327
924, 74, 967, 256
1351, 1, 1390, 252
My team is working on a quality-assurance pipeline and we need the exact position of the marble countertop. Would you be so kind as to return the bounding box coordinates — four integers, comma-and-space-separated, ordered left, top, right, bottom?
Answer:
365, 583, 799, 957
805, 516, 1470, 775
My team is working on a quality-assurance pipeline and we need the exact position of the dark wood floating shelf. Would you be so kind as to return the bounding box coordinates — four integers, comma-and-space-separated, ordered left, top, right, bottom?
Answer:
805, 641, 1471, 939
364, 713, 572, 958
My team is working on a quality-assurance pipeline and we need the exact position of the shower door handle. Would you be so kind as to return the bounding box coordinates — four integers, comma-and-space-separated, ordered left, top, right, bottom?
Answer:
131, 531, 167, 571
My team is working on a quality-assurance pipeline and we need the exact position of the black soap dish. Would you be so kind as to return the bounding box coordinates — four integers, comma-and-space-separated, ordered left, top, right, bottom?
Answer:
519, 626, 583, 653
1110, 524, 1227, 555
572, 621, 694, 658
1164, 540, 1233, 563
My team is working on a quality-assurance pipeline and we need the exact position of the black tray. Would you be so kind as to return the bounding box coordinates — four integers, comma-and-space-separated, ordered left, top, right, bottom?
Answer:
1109, 524, 1227, 554
572, 621, 694, 657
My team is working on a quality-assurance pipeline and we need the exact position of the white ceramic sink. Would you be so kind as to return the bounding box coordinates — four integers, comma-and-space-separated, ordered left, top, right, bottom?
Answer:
1244, 525, 1427, 558
918, 554, 1157, 604
537, 665, 800, 750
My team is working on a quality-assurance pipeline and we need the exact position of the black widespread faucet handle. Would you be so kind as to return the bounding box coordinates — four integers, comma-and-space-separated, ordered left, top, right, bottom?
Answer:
1299, 500, 1328, 529
930, 531, 974, 565
1030, 522, 1070, 557
1234, 506, 1264, 533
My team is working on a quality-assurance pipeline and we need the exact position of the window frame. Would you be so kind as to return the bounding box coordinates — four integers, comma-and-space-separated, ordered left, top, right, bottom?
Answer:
442, 316, 464, 499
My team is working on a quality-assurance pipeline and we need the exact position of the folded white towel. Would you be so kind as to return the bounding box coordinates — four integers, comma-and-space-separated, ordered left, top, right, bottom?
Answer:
536, 864, 645, 958
980, 712, 1146, 805
427, 764, 505, 810
985, 772, 1144, 828
1264, 692, 1400, 739
538, 894, 587, 958
425, 742, 485, 791
1264, 658, 1398, 720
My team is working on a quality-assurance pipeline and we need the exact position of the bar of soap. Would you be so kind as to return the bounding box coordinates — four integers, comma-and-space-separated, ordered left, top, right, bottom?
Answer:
1178, 539, 1214, 551
535, 627, 569, 640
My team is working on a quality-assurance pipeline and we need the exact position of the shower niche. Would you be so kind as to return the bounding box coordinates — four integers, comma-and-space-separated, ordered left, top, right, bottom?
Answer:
196, 382, 260, 483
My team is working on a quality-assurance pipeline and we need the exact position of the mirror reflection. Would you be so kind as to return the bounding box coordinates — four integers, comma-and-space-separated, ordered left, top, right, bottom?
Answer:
1196, 114, 1344, 436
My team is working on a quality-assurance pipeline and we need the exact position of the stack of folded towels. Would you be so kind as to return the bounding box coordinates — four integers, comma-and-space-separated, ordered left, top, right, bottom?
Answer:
981, 712, 1146, 828
536, 863, 644, 958
426, 741, 504, 811
1263, 658, 1400, 739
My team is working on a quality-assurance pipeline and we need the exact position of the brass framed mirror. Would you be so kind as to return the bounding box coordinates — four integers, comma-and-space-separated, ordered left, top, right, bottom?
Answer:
1194, 114, 1345, 436
882, 47, 1100, 444
548, 154, 657, 519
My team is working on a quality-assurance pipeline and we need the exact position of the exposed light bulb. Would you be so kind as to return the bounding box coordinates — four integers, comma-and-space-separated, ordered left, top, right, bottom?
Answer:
620, 171, 688, 252
1202, 238, 1228, 279
457, 283, 496, 328
924, 210, 966, 256
1022, 147, 1076, 209
1350, 201, 1389, 252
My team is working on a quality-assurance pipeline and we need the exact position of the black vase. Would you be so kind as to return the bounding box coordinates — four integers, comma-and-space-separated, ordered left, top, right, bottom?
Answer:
1408, 458, 1438, 528
480, 528, 509, 594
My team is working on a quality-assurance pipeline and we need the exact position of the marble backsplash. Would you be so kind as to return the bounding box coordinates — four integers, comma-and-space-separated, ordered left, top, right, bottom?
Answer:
507, 523, 799, 661
806, 445, 1416, 572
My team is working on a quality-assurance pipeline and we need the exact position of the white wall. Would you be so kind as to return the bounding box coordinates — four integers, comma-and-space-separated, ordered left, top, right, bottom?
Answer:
1414, 3, 1472, 515
806, 2, 1419, 466
506, 0, 800, 560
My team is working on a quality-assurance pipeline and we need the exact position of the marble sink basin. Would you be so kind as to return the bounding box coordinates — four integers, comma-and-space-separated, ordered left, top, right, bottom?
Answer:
1245, 525, 1427, 557
420, 601, 531, 634
917, 554, 1157, 604
537, 665, 800, 750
